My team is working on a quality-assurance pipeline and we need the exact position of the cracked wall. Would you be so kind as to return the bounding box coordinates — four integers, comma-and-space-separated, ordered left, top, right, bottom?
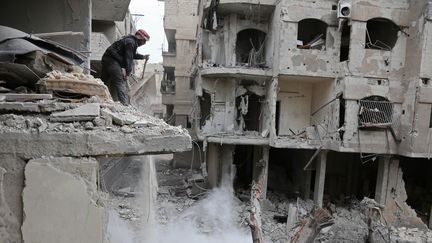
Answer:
22, 157, 104, 243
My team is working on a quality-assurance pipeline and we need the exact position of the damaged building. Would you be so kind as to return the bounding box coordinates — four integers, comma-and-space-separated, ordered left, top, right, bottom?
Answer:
0, 1, 192, 242
161, 0, 201, 167
186, 0, 432, 233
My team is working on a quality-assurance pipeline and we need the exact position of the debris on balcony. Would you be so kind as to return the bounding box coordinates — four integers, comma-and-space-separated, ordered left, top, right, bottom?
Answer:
297, 19, 327, 50
297, 33, 325, 50
37, 70, 112, 102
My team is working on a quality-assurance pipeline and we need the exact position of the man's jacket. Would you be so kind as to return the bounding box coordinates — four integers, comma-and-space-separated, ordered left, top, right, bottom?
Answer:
103, 35, 145, 76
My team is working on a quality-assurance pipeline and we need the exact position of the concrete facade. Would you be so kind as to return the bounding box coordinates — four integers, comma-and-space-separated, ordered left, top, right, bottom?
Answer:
182, 0, 432, 228
161, 0, 201, 167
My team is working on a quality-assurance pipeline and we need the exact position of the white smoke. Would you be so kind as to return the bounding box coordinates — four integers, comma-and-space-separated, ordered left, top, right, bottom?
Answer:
108, 155, 252, 243
106, 210, 135, 243
141, 186, 251, 243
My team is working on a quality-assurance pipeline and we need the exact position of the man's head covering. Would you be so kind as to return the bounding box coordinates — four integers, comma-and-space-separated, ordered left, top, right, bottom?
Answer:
135, 29, 150, 41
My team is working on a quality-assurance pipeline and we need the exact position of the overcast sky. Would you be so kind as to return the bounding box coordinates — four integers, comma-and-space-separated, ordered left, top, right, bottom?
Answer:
129, 0, 166, 63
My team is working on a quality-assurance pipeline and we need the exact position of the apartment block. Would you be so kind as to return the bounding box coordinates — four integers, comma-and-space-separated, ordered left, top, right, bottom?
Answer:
162, 0, 201, 167
190, 0, 432, 227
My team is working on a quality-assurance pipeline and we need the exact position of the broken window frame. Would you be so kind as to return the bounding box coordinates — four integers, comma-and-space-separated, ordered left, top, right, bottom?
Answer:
235, 92, 264, 132
235, 28, 267, 67
160, 67, 176, 94
365, 18, 399, 51
297, 18, 328, 50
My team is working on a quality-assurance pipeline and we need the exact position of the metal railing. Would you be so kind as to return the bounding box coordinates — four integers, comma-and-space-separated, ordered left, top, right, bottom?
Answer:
160, 79, 176, 94
358, 100, 394, 128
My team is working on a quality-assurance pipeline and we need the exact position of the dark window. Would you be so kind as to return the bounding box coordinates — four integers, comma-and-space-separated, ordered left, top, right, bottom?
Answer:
297, 19, 327, 49
340, 21, 351, 61
236, 29, 267, 67
365, 18, 399, 51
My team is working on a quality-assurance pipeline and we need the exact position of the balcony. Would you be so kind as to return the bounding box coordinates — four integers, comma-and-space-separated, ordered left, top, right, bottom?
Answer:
200, 66, 272, 81
92, 0, 130, 21
205, 0, 276, 16
358, 99, 395, 129
160, 79, 176, 94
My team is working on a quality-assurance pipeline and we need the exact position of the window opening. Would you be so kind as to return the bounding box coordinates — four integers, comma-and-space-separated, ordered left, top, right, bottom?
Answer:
340, 21, 351, 61
365, 18, 399, 51
297, 19, 327, 49
236, 29, 267, 67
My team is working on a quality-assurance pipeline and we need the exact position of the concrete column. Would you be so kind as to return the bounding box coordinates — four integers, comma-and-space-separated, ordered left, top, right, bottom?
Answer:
374, 156, 390, 205
252, 146, 269, 199
269, 77, 278, 140
83, 0, 92, 73
220, 145, 235, 187
386, 158, 400, 199
261, 146, 269, 199
206, 143, 220, 188
313, 150, 327, 207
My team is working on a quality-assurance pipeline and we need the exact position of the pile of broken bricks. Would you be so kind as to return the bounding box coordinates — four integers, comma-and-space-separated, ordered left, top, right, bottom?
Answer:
0, 94, 191, 158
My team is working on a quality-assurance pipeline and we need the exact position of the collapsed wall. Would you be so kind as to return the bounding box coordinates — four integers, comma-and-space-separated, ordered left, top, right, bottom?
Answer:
0, 98, 192, 242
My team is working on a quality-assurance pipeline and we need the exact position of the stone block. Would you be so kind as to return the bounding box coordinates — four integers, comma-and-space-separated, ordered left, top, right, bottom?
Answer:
100, 108, 140, 126
21, 157, 104, 243
0, 155, 26, 243
0, 102, 41, 113
39, 102, 77, 113
50, 103, 100, 122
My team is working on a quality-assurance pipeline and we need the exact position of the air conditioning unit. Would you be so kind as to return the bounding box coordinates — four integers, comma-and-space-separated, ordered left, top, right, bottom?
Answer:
337, 1, 352, 19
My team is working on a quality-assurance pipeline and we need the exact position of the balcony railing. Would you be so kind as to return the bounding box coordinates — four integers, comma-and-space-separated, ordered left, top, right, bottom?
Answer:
358, 100, 394, 129
160, 79, 176, 94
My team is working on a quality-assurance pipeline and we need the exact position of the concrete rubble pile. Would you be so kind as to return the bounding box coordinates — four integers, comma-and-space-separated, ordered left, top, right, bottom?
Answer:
0, 97, 191, 157
106, 155, 432, 243
0, 91, 191, 243
37, 70, 112, 102
278, 197, 432, 243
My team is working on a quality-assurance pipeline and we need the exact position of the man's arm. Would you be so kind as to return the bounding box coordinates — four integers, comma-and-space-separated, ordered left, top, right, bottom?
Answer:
134, 54, 150, 60
123, 39, 136, 76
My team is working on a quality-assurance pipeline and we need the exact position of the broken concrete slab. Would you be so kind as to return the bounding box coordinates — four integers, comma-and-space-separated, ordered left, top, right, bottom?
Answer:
22, 157, 103, 243
101, 108, 141, 126
0, 129, 192, 159
286, 203, 298, 237
50, 103, 100, 122
0, 93, 52, 101
382, 159, 427, 229
39, 101, 78, 113
0, 101, 41, 112
37, 77, 112, 102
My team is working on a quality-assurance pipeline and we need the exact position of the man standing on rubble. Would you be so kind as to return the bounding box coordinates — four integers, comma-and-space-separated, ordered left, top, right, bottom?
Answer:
101, 29, 150, 105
